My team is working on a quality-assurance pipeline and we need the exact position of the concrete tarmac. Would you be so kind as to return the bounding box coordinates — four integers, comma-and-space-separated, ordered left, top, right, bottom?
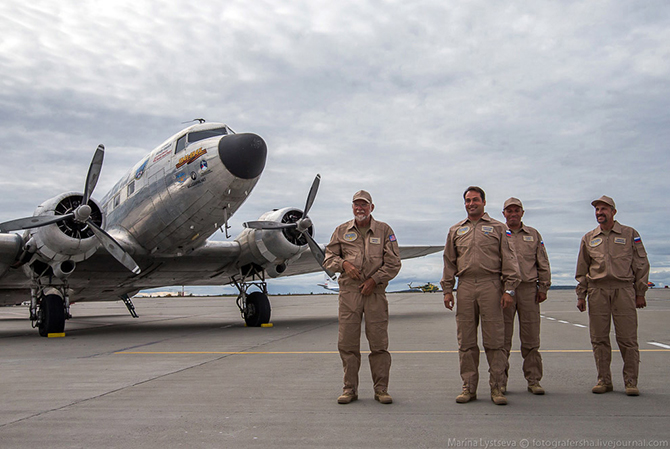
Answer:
1, 290, 669, 448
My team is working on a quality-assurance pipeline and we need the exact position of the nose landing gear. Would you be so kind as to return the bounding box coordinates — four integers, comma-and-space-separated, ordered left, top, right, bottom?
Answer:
232, 276, 271, 327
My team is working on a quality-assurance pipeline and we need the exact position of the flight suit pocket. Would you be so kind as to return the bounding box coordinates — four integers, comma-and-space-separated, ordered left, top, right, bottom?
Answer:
366, 239, 384, 279
587, 242, 606, 265
610, 240, 633, 277
634, 243, 647, 258
368, 237, 384, 259
518, 240, 536, 260
479, 233, 501, 267
455, 241, 472, 265
479, 231, 500, 249
341, 244, 363, 271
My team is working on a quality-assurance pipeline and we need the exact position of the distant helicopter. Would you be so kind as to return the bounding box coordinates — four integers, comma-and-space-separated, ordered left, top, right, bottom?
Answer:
408, 282, 440, 293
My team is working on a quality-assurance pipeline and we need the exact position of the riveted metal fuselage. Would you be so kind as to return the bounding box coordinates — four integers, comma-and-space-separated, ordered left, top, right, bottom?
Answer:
100, 123, 267, 256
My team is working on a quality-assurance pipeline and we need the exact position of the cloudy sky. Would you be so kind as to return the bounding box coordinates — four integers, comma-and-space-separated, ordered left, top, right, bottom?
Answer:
1, 1, 669, 295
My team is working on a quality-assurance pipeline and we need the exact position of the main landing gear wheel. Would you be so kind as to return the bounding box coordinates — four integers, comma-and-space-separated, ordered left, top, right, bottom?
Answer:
243, 291, 271, 327
38, 294, 66, 337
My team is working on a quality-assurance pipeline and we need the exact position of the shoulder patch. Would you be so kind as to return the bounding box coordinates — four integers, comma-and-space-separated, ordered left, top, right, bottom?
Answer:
589, 237, 603, 247
344, 232, 358, 242
634, 236, 642, 243
457, 226, 470, 236
389, 234, 397, 242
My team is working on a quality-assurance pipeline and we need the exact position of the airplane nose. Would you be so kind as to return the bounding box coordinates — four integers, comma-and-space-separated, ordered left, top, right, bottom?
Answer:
218, 133, 267, 179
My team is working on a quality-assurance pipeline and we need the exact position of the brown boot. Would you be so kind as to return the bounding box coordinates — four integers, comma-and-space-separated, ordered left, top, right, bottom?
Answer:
374, 390, 393, 404
491, 388, 507, 405
591, 381, 614, 394
456, 389, 477, 403
527, 383, 545, 395
625, 383, 640, 396
337, 391, 358, 404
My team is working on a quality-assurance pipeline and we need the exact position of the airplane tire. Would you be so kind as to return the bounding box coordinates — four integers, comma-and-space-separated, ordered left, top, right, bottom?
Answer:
38, 294, 66, 337
244, 291, 271, 327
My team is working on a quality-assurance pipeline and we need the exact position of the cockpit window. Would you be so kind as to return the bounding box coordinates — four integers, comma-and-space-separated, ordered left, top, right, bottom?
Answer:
175, 135, 186, 154
188, 127, 228, 144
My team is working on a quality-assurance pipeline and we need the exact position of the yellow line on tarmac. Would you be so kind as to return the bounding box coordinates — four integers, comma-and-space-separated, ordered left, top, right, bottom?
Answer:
115, 349, 670, 355
116, 351, 339, 355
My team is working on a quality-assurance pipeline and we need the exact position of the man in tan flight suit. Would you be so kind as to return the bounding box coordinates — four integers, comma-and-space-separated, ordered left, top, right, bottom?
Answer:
324, 190, 401, 405
501, 197, 551, 395
442, 186, 521, 405
576, 195, 649, 396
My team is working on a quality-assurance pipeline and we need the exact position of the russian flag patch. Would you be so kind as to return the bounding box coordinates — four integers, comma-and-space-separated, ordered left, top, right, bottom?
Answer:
505, 230, 512, 236
634, 236, 642, 243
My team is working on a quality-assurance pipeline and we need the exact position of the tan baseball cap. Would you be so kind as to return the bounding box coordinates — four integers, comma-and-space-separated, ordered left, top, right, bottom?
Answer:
503, 197, 523, 210
352, 190, 372, 203
591, 195, 616, 209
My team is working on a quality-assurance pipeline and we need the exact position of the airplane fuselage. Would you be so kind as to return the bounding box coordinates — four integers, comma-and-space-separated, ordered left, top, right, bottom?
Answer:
100, 123, 267, 257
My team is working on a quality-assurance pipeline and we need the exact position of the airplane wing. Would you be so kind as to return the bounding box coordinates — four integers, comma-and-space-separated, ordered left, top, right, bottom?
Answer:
280, 245, 443, 277
0, 240, 442, 306
48, 240, 244, 303
69, 243, 442, 296
398, 246, 443, 259
0, 238, 240, 305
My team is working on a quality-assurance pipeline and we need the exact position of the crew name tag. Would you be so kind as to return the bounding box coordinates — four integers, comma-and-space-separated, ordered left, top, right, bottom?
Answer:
370, 237, 381, 244
481, 226, 494, 234
523, 235, 534, 242
614, 237, 626, 245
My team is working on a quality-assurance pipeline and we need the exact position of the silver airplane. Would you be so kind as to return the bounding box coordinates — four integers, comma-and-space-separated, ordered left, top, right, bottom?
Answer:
0, 121, 441, 337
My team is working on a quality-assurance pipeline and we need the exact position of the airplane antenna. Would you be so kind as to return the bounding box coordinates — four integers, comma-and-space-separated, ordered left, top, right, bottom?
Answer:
181, 118, 206, 124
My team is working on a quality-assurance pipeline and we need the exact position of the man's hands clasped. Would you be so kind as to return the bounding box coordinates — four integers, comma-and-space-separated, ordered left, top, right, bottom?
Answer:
343, 261, 377, 296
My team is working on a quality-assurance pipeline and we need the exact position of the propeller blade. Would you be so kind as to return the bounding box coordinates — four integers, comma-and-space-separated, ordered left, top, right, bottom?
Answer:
87, 220, 141, 274
303, 231, 336, 278
244, 173, 332, 277
0, 213, 73, 233
83, 145, 105, 205
303, 174, 321, 217
243, 221, 297, 230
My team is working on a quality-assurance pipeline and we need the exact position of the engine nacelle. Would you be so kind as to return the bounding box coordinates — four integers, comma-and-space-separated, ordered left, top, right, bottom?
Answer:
0, 233, 22, 278
236, 207, 313, 277
26, 192, 104, 264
